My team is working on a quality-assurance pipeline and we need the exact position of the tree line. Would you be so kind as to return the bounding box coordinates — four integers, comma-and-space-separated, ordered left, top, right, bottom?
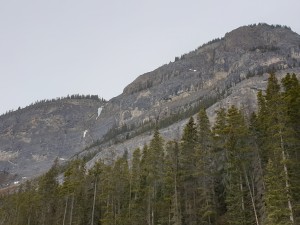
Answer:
0, 73, 299, 225
1, 94, 106, 117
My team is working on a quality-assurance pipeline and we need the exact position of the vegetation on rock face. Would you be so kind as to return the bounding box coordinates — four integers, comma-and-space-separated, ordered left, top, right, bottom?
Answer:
0, 73, 300, 225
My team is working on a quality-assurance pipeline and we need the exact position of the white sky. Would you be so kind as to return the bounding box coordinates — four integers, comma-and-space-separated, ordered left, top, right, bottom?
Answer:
0, 0, 300, 114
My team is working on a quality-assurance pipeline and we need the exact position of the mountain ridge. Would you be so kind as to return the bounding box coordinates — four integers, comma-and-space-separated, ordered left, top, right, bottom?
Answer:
1, 23, 300, 186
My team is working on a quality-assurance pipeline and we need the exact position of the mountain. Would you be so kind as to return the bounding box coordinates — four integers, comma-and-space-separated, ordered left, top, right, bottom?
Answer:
0, 97, 106, 186
102, 23, 300, 128
1, 23, 300, 186
85, 23, 300, 164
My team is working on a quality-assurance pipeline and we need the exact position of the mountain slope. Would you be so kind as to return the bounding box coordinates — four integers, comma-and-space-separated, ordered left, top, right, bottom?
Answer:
99, 24, 300, 130
86, 68, 300, 170
0, 98, 105, 185
1, 23, 300, 185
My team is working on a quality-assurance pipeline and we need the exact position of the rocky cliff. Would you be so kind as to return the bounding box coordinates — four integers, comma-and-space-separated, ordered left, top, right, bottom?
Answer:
1, 23, 300, 186
0, 98, 106, 185
100, 24, 300, 130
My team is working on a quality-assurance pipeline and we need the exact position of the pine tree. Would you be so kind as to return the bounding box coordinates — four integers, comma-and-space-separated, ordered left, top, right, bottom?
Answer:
223, 106, 253, 225
196, 108, 216, 224
112, 155, 130, 224
212, 108, 227, 219
38, 158, 60, 225
165, 141, 182, 225
130, 148, 144, 225
147, 128, 166, 224
88, 161, 103, 225
99, 161, 115, 225
282, 73, 300, 222
262, 73, 295, 224
265, 160, 292, 225
179, 117, 198, 224
61, 159, 87, 225
249, 112, 266, 225
139, 144, 151, 224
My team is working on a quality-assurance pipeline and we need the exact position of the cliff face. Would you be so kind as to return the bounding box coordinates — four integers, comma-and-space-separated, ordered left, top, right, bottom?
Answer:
1, 24, 300, 185
100, 24, 300, 127
0, 98, 106, 184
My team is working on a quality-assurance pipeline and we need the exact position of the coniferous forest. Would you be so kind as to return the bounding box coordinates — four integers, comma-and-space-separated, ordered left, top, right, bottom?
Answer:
0, 73, 300, 225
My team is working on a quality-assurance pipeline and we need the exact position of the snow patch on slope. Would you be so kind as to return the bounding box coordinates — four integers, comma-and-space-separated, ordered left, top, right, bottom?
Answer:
96, 107, 103, 120
83, 130, 88, 138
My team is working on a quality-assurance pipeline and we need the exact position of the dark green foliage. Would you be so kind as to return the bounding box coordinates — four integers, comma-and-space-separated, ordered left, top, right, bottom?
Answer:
265, 160, 292, 225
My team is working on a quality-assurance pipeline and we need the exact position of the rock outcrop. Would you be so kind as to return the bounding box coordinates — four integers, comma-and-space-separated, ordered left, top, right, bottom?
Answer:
0, 98, 106, 185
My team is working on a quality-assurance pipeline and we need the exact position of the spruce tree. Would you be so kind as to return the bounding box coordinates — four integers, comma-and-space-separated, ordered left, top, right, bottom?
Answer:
265, 160, 292, 225
262, 73, 295, 224
165, 141, 182, 225
282, 73, 300, 222
179, 117, 198, 224
148, 128, 166, 224
224, 106, 252, 225
130, 148, 144, 225
196, 108, 216, 224
212, 108, 227, 218
38, 158, 60, 225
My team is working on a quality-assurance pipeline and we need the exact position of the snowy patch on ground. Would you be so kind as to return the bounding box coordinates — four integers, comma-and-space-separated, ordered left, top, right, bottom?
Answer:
96, 107, 103, 120
59, 157, 66, 161
83, 130, 88, 138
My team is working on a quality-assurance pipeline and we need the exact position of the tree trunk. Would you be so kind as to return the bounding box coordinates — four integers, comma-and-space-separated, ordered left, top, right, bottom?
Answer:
129, 176, 132, 221
243, 167, 260, 225
240, 174, 245, 211
91, 178, 97, 225
206, 198, 211, 225
69, 194, 74, 225
27, 215, 31, 225
280, 128, 294, 224
63, 197, 68, 225
147, 193, 151, 225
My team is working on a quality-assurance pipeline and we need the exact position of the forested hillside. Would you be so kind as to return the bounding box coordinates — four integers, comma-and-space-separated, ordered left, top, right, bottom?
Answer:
0, 72, 299, 225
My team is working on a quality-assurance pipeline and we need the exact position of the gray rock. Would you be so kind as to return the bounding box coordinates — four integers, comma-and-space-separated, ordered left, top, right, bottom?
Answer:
0, 99, 105, 182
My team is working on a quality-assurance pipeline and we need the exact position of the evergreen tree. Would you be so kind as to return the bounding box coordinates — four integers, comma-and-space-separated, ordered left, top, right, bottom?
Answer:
282, 73, 300, 222
265, 160, 292, 225
61, 159, 87, 225
179, 117, 198, 224
223, 106, 253, 225
196, 108, 216, 224
130, 148, 144, 225
165, 141, 182, 225
260, 73, 296, 224
37, 158, 60, 225
111, 155, 130, 224
212, 108, 227, 219
147, 128, 166, 224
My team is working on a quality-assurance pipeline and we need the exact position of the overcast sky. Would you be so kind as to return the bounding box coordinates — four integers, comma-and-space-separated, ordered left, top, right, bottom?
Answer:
0, 0, 300, 114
